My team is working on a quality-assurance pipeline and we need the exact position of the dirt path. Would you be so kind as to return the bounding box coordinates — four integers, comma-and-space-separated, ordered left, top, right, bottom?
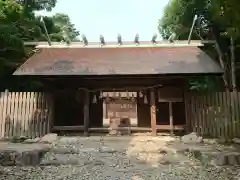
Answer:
1, 135, 240, 180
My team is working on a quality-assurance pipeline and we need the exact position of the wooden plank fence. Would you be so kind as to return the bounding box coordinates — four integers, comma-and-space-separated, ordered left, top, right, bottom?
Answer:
0, 91, 53, 139
0, 90, 239, 139
185, 91, 240, 138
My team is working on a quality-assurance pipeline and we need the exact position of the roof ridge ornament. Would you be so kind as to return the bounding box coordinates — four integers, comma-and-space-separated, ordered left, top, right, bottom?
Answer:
134, 34, 139, 45
82, 34, 88, 46
100, 35, 105, 47
117, 34, 122, 46
152, 34, 157, 44
26, 40, 210, 48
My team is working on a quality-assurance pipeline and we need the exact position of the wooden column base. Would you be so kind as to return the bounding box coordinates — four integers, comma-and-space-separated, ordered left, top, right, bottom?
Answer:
84, 132, 89, 137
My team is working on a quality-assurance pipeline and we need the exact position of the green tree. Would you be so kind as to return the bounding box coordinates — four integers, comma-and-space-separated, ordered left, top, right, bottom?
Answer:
159, 0, 240, 91
0, 0, 40, 90
0, 0, 79, 91
41, 13, 80, 42
15, 0, 57, 11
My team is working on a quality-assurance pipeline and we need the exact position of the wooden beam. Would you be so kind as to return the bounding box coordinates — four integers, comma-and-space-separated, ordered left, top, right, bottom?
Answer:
156, 125, 185, 130
52, 125, 186, 132
89, 127, 151, 131
52, 126, 84, 131
150, 89, 157, 136
83, 90, 90, 136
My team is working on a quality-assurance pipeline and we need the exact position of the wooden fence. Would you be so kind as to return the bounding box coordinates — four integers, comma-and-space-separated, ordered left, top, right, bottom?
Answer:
0, 90, 240, 139
185, 91, 240, 138
0, 91, 53, 139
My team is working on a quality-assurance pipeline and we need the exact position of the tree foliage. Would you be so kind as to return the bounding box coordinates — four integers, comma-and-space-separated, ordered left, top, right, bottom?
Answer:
15, 0, 57, 11
159, 0, 240, 91
159, 0, 240, 40
0, 0, 79, 91
42, 13, 80, 42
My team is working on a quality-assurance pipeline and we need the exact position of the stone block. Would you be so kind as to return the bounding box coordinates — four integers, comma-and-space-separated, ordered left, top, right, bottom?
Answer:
40, 133, 58, 144
181, 132, 203, 144
211, 152, 240, 166
24, 138, 40, 144
233, 138, 240, 144
0, 147, 48, 166
0, 150, 16, 166
228, 154, 239, 166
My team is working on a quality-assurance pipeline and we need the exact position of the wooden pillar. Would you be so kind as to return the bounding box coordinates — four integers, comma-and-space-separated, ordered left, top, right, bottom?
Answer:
184, 93, 191, 133
47, 93, 54, 134
103, 102, 108, 119
83, 90, 90, 136
169, 102, 174, 136
150, 89, 157, 136
183, 78, 190, 133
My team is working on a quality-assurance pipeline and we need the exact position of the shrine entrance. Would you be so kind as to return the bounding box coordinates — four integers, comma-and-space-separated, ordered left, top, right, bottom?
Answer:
15, 40, 223, 136
102, 92, 138, 135
50, 77, 188, 136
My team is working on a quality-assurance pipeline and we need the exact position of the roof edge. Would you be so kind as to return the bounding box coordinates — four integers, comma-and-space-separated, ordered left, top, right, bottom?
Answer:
22, 40, 214, 48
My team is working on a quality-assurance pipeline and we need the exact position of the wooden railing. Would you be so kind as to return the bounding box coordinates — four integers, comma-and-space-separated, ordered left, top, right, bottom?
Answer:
0, 91, 53, 139
185, 91, 240, 138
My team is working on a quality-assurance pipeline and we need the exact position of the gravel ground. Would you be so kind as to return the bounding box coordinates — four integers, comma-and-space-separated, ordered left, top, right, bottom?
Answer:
1, 135, 240, 180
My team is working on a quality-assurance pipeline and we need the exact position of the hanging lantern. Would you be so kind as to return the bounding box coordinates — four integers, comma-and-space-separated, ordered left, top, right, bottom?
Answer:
158, 90, 161, 102
144, 95, 148, 104
112, 90, 116, 98
126, 90, 129, 99
129, 104, 133, 109
139, 91, 144, 98
99, 91, 103, 99
105, 92, 110, 103
92, 94, 97, 104
131, 93, 135, 102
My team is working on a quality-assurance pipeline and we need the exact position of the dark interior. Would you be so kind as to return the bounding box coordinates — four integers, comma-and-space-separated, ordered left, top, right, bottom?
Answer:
156, 102, 170, 125
172, 102, 186, 125
89, 92, 103, 127
52, 89, 186, 128
156, 101, 186, 125
53, 89, 84, 126
137, 91, 151, 127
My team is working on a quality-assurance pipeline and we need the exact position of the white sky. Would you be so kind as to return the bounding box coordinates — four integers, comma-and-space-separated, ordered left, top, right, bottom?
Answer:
39, 0, 169, 41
